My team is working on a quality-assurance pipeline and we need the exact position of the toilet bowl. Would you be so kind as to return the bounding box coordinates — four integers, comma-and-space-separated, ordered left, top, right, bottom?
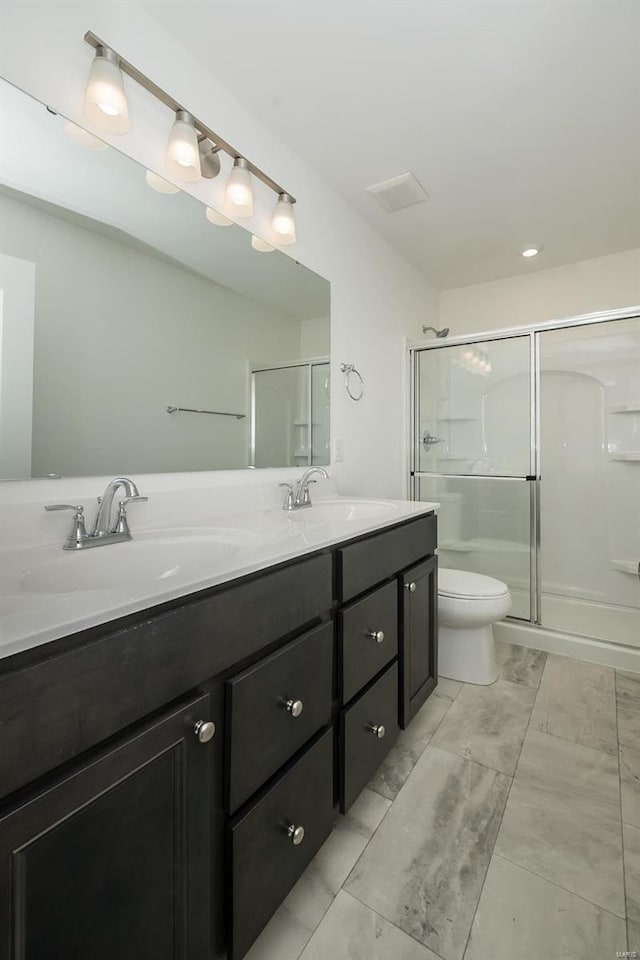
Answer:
438, 568, 511, 685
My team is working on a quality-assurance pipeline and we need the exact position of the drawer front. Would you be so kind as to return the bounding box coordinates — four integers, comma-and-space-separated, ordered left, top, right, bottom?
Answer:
340, 662, 399, 812
339, 581, 398, 704
229, 728, 334, 960
226, 621, 333, 813
337, 513, 437, 602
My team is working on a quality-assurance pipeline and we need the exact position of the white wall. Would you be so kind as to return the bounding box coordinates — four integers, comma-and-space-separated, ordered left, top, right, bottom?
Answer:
0, 192, 303, 475
0, 0, 438, 500
438, 249, 640, 336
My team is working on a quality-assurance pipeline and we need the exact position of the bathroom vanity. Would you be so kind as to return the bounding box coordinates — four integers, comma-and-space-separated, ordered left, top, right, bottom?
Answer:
0, 499, 437, 960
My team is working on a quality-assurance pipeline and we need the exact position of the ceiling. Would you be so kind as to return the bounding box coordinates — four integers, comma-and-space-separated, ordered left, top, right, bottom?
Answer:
143, 0, 640, 289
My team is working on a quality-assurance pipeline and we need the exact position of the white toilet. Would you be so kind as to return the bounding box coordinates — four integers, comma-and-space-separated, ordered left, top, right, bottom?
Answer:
438, 568, 512, 685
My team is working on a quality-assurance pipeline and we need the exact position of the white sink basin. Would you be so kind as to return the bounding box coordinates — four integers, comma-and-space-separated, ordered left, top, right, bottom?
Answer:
290, 498, 400, 523
14, 528, 256, 595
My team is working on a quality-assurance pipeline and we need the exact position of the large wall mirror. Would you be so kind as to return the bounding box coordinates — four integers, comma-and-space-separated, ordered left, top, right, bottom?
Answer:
0, 78, 330, 479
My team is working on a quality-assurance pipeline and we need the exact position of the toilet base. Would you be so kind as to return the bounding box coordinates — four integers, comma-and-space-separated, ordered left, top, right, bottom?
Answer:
438, 623, 499, 685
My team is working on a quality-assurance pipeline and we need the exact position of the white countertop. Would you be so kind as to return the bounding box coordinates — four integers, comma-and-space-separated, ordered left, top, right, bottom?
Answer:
0, 496, 438, 662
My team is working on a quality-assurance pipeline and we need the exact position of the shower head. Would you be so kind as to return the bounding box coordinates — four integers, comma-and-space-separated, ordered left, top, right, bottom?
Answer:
422, 325, 449, 338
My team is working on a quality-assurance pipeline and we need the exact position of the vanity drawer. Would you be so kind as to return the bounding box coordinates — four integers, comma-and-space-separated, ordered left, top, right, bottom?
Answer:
340, 662, 399, 812
339, 581, 398, 704
229, 728, 334, 960
226, 621, 333, 813
337, 513, 437, 602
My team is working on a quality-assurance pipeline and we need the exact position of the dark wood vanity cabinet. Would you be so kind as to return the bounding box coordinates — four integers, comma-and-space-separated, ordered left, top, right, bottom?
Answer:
0, 510, 438, 960
0, 695, 213, 960
400, 555, 439, 728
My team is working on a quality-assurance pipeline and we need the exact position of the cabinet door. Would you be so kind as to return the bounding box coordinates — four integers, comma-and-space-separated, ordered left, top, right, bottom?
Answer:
399, 556, 438, 728
0, 695, 213, 960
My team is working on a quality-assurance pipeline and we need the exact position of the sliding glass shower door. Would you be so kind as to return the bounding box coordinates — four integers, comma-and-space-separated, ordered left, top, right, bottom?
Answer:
413, 335, 535, 621
412, 312, 640, 640
538, 317, 640, 646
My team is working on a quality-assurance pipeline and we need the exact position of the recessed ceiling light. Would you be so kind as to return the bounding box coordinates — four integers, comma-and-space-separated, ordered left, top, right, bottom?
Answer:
521, 246, 542, 258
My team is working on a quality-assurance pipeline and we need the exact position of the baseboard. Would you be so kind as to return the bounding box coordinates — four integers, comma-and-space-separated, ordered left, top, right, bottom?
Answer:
495, 620, 640, 674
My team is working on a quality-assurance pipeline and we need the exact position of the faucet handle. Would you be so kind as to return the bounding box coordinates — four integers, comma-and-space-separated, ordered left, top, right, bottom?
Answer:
279, 482, 295, 511
45, 505, 87, 550
112, 496, 148, 537
300, 479, 317, 506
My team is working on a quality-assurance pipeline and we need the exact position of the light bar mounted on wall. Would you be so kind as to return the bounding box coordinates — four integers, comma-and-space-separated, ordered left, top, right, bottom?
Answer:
83, 31, 296, 204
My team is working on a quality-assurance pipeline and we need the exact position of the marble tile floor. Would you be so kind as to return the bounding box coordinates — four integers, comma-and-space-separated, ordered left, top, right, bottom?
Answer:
248, 643, 638, 960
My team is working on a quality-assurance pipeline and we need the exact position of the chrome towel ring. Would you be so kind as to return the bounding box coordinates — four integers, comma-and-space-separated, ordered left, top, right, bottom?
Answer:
340, 362, 364, 401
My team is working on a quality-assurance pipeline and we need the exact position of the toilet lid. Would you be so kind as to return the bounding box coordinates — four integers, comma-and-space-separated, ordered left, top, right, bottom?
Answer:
438, 568, 510, 599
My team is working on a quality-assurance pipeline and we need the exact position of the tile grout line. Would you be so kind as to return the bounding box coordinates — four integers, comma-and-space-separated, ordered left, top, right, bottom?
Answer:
366, 690, 456, 804
320, 691, 461, 957
343, 887, 450, 960
615, 669, 631, 951
460, 648, 547, 960
295, 689, 459, 959
290, 790, 401, 960
525, 723, 619, 757
493, 850, 628, 922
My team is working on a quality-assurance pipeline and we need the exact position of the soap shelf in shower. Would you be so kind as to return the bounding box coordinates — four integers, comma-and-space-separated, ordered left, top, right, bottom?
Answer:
609, 453, 640, 461
609, 403, 640, 413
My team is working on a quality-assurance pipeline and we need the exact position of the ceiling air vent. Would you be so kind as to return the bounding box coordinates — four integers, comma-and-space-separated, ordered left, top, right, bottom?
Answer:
366, 172, 429, 212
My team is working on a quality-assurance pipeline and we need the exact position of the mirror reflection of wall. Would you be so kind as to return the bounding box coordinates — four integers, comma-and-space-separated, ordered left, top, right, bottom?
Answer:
0, 78, 330, 479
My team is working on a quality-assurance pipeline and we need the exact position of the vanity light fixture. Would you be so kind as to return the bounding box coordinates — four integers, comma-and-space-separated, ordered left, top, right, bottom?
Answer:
251, 235, 275, 253
521, 246, 542, 258
84, 45, 130, 134
206, 206, 233, 227
63, 120, 108, 151
272, 193, 296, 245
166, 110, 201, 182
225, 158, 254, 218
83, 32, 296, 239
145, 170, 180, 194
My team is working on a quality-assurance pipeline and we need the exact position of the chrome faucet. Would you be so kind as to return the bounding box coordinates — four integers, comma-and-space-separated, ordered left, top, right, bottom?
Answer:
280, 467, 329, 510
46, 477, 148, 550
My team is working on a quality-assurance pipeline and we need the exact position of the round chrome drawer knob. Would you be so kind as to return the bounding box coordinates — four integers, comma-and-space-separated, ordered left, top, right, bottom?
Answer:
287, 824, 305, 845
285, 699, 304, 717
406, 582, 417, 593
193, 720, 216, 743
368, 723, 386, 739
368, 629, 385, 643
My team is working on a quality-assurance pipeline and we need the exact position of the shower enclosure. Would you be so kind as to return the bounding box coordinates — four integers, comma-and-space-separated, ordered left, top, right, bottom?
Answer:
410, 308, 640, 651
251, 358, 330, 468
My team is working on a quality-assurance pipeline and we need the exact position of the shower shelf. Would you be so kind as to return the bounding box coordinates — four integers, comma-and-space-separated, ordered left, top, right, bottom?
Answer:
436, 417, 478, 422
609, 403, 640, 413
610, 560, 639, 576
609, 453, 640, 461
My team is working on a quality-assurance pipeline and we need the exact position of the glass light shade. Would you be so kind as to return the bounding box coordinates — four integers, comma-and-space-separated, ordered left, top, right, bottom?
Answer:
145, 170, 180, 194
225, 158, 253, 217
251, 235, 275, 252
166, 111, 201, 182
206, 206, 233, 227
63, 120, 108, 151
272, 193, 296, 245
84, 48, 130, 134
